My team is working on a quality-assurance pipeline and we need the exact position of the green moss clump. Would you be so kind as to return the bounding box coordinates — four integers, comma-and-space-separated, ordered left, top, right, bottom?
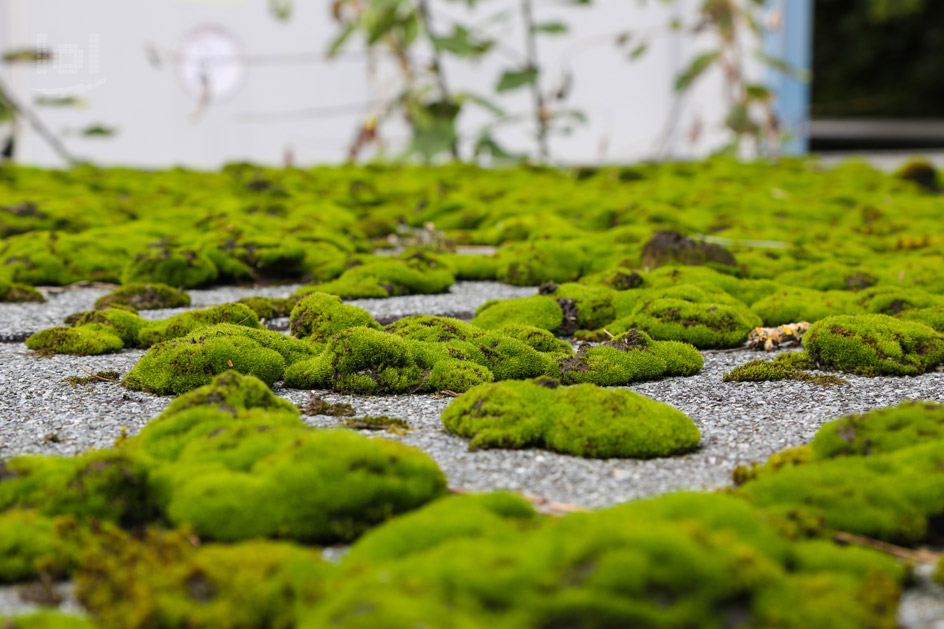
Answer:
548, 283, 618, 331
289, 292, 379, 341
75, 528, 332, 629
810, 401, 944, 459
284, 327, 429, 394
898, 305, 944, 332
470, 295, 563, 332
137, 303, 262, 347
384, 314, 479, 343
438, 254, 499, 281
803, 314, 944, 376
624, 297, 761, 349
495, 240, 588, 286
650, 339, 705, 376
558, 331, 668, 386
237, 296, 298, 320
0, 449, 157, 526
722, 351, 848, 386
159, 370, 299, 421
737, 402, 944, 544
750, 288, 852, 326
295, 257, 454, 299
0, 613, 97, 629
441, 378, 700, 458
94, 283, 190, 310
25, 326, 123, 356
124, 324, 314, 395
151, 426, 446, 542
344, 415, 411, 434
853, 285, 941, 315
72, 309, 149, 346
319, 489, 900, 629
298, 393, 355, 417
0, 510, 77, 583
0, 279, 45, 303
494, 324, 573, 356
737, 439, 944, 544
122, 245, 219, 288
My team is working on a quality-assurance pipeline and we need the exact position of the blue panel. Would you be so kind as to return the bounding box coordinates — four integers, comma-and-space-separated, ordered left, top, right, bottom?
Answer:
764, 0, 813, 155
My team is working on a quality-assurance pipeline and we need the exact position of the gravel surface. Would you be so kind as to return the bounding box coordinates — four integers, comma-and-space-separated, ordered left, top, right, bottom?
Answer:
0, 283, 941, 623
0, 582, 83, 619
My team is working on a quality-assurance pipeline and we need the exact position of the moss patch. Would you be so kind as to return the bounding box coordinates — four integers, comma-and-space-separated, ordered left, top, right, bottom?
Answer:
470, 295, 564, 333
722, 352, 849, 386
25, 326, 123, 356
344, 415, 411, 434
441, 377, 700, 458
94, 283, 190, 310
289, 292, 379, 341
137, 303, 262, 347
298, 393, 355, 417
63, 370, 121, 386
803, 314, 944, 376
124, 324, 315, 395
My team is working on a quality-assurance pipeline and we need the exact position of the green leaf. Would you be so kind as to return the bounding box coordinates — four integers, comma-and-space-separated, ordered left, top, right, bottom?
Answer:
409, 101, 460, 161
34, 95, 85, 107
474, 132, 526, 162
327, 23, 357, 57
2, 48, 52, 64
432, 26, 494, 58
531, 22, 568, 35
461, 93, 506, 117
744, 84, 772, 102
496, 67, 538, 93
755, 51, 810, 81
268, 0, 293, 21
629, 42, 648, 60
674, 51, 719, 93
81, 124, 117, 138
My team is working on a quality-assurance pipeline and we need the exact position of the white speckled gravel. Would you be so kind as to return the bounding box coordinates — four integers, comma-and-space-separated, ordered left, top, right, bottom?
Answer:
0, 582, 83, 619
1, 283, 942, 623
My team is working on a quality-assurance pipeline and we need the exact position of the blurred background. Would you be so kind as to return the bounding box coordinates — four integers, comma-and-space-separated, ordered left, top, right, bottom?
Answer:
0, 0, 940, 168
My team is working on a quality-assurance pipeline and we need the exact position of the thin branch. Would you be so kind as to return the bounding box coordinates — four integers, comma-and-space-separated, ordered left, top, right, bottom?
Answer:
519, 0, 549, 161
0, 77, 76, 165
833, 531, 941, 564
77, 366, 119, 383
417, 0, 459, 159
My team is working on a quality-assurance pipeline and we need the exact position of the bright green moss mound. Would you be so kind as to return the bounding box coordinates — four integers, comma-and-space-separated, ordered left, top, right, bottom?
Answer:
738, 402, 944, 544
722, 351, 848, 386
384, 314, 479, 343
289, 292, 380, 341
0, 372, 447, 546
624, 297, 761, 349
441, 378, 700, 458
0, 510, 80, 583
296, 256, 454, 299
237, 296, 298, 320
750, 288, 851, 326
94, 283, 190, 310
0, 279, 45, 303
470, 295, 563, 332
137, 303, 263, 347
311, 492, 900, 629
75, 529, 333, 629
72, 309, 149, 346
559, 329, 702, 386
122, 245, 219, 288
124, 324, 315, 395
810, 401, 944, 459
0, 613, 97, 629
0, 449, 156, 526
898, 305, 944, 333
25, 326, 123, 356
803, 314, 944, 376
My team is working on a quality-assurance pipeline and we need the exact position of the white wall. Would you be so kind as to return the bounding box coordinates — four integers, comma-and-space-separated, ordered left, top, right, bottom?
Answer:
0, 0, 754, 168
